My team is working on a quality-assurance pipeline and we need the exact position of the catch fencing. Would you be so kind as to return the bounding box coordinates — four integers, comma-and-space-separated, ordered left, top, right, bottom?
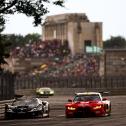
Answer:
14, 76, 126, 90
0, 72, 15, 100
0, 74, 126, 100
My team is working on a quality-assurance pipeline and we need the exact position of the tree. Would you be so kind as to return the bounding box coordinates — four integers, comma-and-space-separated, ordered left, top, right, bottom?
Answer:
2, 33, 41, 49
0, 34, 10, 71
24, 33, 41, 44
0, 0, 64, 27
2, 34, 24, 49
0, 0, 65, 71
0, 15, 5, 32
103, 36, 126, 49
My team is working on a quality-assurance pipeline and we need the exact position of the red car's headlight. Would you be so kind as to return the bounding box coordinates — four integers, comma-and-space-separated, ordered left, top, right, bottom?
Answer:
67, 107, 76, 110
93, 105, 102, 110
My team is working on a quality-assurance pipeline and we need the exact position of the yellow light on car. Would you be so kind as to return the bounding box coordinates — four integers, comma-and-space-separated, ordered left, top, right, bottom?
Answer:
50, 91, 54, 94
67, 107, 76, 110
39, 92, 44, 94
93, 105, 102, 110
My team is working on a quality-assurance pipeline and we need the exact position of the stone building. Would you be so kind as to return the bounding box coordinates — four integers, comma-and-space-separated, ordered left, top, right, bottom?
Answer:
42, 13, 103, 55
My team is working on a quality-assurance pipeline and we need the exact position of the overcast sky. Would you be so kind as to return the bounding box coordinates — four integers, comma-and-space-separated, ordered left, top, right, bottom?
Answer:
3, 0, 126, 40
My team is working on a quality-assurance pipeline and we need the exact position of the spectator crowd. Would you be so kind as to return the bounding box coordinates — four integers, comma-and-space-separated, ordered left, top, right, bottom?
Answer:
11, 39, 70, 58
10, 39, 100, 77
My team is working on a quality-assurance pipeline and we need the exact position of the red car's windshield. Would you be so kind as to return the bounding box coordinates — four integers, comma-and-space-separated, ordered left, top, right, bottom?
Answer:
73, 94, 101, 102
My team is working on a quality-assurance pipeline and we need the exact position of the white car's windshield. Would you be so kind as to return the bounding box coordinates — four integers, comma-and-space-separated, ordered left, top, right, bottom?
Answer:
12, 98, 38, 106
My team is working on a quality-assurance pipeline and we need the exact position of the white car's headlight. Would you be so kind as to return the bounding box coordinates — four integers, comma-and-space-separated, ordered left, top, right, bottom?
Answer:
6, 108, 13, 112
30, 104, 42, 112
6, 105, 15, 112
39, 91, 44, 94
50, 91, 54, 94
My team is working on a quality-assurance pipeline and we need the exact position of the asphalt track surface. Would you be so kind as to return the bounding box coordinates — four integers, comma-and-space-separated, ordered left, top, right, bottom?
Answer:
0, 95, 126, 126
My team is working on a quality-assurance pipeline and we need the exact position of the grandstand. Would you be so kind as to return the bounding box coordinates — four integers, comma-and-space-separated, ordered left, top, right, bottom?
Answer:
10, 39, 101, 77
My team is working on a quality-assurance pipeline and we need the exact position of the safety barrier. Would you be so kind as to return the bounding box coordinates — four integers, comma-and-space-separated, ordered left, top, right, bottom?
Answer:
0, 100, 14, 119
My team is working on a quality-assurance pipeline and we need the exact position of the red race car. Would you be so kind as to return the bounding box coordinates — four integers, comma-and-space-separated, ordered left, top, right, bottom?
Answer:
65, 92, 111, 118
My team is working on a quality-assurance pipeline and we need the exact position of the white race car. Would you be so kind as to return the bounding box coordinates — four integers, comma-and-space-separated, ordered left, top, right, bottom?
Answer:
5, 96, 50, 119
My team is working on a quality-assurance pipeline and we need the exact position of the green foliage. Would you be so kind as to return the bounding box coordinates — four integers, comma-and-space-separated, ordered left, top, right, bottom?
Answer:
0, 0, 65, 26
0, 34, 10, 71
2, 34, 24, 49
103, 36, 126, 49
24, 33, 41, 44
0, 15, 5, 33
2, 33, 41, 48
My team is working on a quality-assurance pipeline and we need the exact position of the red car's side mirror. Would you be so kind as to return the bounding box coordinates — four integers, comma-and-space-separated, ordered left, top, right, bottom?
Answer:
68, 99, 72, 102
